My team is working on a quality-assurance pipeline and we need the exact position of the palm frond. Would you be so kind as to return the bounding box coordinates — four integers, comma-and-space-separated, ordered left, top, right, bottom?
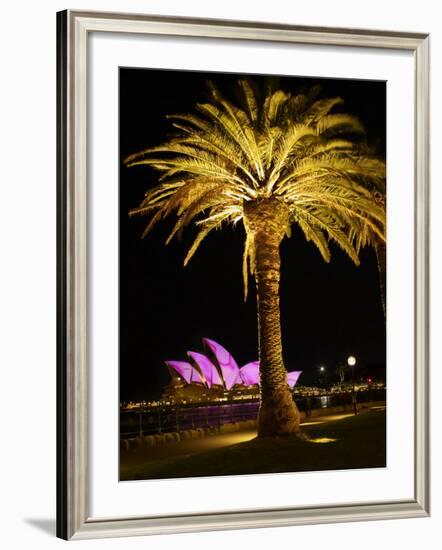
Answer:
238, 79, 259, 123
183, 212, 231, 266
263, 90, 290, 127
126, 79, 386, 283
316, 114, 365, 135
304, 97, 344, 123
292, 205, 361, 265
296, 218, 331, 263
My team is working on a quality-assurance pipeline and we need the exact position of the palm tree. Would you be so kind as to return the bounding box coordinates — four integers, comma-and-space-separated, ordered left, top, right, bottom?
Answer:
355, 210, 386, 320
124, 80, 386, 438
346, 163, 386, 319
374, 236, 386, 319
336, 364, 346, 385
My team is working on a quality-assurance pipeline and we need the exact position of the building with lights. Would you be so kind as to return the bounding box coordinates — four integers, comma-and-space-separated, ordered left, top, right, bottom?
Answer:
161, 337, 302, 404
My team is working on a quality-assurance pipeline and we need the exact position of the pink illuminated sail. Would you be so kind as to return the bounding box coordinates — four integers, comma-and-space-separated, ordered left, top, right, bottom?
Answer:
164, 360, 193, 384
286, 371, 302, 388
239, 361, 260, 385
187, 351, 222, 388
203, 337, 239, 390
189, 366, 206, 385
166, 340, 302, 390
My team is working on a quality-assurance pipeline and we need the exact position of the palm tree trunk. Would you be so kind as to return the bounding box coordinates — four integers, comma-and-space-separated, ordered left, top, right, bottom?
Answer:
244, 198, 302, 438
374, 239, 386, 321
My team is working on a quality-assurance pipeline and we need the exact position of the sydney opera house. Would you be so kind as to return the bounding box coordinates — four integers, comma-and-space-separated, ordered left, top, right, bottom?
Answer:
162, 338, 302, 403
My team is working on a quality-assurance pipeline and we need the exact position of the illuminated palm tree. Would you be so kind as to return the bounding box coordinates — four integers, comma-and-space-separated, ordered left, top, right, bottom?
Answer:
125, 80, 386, 438
374, 236, 386, 319
348, 184, 386, 319
336, 364, 346, 385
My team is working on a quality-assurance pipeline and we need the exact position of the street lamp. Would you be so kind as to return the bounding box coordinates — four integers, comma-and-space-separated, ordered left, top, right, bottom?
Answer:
318, 365, 326, 391
347, 355, 357, 415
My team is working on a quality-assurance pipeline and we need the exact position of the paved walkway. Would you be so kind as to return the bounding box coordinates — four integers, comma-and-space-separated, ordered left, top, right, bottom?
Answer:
121, 405, 384, 471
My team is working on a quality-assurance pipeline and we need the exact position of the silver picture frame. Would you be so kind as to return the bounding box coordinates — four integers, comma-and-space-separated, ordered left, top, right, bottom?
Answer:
56, 9, 430, 540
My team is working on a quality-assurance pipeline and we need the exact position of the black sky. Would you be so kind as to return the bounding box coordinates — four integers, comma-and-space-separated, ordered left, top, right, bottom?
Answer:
119, 68, 386, 402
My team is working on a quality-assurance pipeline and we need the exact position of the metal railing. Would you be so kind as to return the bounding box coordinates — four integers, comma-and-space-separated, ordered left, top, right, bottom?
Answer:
120, 388, 386, 439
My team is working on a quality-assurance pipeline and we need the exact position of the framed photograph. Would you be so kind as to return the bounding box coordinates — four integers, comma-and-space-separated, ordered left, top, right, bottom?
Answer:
57, 10, 430, 540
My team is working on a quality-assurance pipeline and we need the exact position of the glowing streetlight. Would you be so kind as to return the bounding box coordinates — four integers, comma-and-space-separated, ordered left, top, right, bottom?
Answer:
347, 355, 357, 415
318, 365, 327, 390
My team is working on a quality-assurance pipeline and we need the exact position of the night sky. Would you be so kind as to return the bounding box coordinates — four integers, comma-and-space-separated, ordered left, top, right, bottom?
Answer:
119, 68, 386, 402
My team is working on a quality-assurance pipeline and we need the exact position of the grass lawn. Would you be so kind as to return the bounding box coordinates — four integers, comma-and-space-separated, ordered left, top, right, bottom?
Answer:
121, 407, 386, 481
